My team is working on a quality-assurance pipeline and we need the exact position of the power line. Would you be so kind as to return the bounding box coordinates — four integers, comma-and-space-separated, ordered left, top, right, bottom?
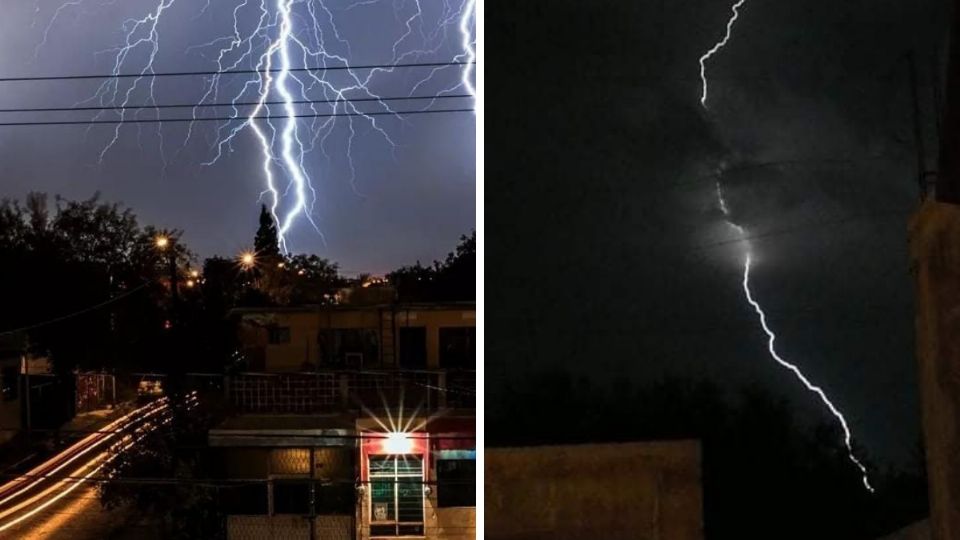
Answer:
0, 60, 474, 84
0, 93, 472, 114
689, 209, 912, 254
0, 282, 151, 338
0, 107, 474, 127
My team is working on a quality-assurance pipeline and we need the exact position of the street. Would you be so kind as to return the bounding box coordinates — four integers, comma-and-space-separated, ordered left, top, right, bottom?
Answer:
0, 399, 171, 538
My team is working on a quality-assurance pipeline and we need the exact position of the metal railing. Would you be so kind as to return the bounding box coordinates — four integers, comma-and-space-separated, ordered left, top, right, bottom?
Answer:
222, 370, 475, 414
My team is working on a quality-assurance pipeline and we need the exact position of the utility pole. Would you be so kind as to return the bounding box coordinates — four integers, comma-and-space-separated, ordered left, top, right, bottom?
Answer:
936, 0, 960, 203
168, 242, 179, 324
22, 355, 30, 440
908, 51, 928, 197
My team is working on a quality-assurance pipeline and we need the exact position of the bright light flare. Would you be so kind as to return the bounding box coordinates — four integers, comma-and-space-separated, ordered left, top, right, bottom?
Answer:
239, 251, 256, 268
383, 432, 414, 455
154, 235, 169, 249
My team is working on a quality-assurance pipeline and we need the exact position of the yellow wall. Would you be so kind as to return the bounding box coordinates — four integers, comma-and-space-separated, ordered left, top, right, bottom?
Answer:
248, 307, 474, 372
909, 199, 960, 540
485, 441, 703, 540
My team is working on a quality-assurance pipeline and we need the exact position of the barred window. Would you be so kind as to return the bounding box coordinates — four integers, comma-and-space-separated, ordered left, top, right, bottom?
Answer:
369, 456, 424, 537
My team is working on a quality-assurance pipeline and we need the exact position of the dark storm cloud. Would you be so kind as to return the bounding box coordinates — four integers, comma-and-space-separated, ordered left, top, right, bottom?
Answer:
0, 0, 475, 274
489, 0, 940, 465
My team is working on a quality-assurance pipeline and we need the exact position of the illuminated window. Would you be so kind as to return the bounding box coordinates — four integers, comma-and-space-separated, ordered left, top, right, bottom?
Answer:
369, 456, 424, 537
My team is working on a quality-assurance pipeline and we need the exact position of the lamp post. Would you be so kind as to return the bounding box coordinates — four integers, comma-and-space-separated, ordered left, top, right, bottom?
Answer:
239, 250, 258, 288
155, 235, 179, 325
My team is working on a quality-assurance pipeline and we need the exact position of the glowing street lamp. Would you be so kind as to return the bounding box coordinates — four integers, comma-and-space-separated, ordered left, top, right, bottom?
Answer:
154, 235, 169, 249
239, 251, 256, 269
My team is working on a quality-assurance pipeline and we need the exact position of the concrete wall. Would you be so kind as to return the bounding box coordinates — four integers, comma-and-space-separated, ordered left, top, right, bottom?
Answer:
227, 515, 309, 540
485, 441, 702, 540
432, 507, 477, 540
909, 199, 960, 540
226, 515, 352, 540
877, 519, 930, 540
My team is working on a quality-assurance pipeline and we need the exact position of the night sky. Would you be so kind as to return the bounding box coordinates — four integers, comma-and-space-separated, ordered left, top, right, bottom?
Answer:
488, 0, 947, 466
0, 0, 475, 275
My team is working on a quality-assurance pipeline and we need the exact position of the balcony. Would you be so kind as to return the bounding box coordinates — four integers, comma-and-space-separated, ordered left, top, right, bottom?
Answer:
223, 370, 475, 414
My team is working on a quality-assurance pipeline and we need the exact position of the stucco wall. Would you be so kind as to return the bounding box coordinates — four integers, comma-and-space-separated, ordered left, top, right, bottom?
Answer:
433, 507, 477, 540
245, 307, 474, 371
909, 199, 960, 540
485, 440, 702, 540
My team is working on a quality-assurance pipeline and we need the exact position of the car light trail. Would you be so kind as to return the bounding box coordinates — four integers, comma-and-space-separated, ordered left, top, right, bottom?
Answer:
0, 393, 196, 532
0, 399, 168, 506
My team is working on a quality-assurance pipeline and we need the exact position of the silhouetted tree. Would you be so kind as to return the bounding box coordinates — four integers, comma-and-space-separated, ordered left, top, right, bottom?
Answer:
253, 204, 280, 261
390, 231, 475, 301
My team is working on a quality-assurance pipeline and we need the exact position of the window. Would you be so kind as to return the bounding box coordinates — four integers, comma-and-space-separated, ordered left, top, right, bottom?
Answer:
398, 327, 427, 369
268, 326, 291, 344
369, 456, 424, 536
318, 329, 379, 367
439, 327, 475, 368
315, 482, 355, 515
436, 459, 476, 507
223, 483, 268, 514
273, 479, 311, 514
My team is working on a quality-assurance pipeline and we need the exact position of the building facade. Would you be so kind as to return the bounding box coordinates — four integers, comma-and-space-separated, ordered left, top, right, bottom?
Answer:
213, 302, 476, 540
485, 441, 703, 540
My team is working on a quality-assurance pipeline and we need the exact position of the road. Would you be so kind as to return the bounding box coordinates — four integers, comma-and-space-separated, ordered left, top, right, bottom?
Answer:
0, 398, 173, 538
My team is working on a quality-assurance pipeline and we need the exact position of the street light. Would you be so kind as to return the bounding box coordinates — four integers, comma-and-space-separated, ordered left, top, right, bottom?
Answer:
239, 251, 256, 269
155, 235, 169, 249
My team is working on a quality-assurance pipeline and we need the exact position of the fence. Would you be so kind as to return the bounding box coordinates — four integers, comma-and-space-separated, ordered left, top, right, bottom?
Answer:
223, 370, 475, 414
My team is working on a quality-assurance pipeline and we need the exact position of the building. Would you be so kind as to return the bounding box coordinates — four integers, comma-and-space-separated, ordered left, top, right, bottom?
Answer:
234, 302, 476, 372
212, 301, 476, 540
485, 441, 703, 540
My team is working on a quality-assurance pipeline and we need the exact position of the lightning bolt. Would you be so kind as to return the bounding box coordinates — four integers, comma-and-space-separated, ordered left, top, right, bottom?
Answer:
702, 0, 873, 492
35, 0, 476, 252
715, 180, 874, 493
698, 0, 745, 108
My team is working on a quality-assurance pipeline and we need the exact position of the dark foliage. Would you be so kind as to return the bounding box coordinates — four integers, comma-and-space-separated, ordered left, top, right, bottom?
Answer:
99, 396, 226, 539
389, 231, 475, 302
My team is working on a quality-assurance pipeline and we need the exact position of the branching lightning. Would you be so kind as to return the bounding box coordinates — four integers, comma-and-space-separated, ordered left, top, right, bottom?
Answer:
36, 0, 476, 252
698, 0, 745, 108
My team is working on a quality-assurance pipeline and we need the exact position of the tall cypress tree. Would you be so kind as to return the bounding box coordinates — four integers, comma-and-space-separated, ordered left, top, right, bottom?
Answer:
253, 204, 281, 259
